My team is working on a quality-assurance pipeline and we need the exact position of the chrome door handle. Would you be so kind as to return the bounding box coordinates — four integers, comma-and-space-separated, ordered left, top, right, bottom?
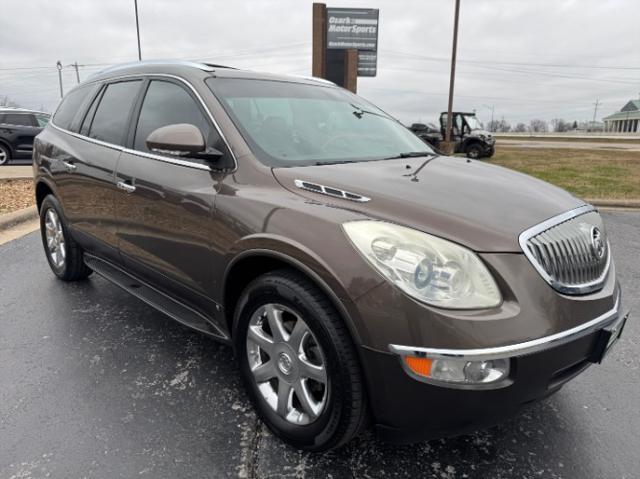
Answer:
117, 181, 136, 193
62, 161, 77, 172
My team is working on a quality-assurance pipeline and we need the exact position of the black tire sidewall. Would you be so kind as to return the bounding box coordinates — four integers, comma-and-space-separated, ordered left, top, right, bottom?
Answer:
0, 144, 10, 165
467, 144, 482, 158
40, 195, 71, 278
234, 275, 349, 450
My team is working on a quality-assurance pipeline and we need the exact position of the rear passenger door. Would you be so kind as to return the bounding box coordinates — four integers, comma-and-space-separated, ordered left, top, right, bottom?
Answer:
52, 79, 142, 262
114, 78, 229, 317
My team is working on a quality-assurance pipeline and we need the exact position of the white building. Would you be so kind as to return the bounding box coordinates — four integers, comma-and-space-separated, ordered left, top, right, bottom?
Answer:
603, 99, 640, 133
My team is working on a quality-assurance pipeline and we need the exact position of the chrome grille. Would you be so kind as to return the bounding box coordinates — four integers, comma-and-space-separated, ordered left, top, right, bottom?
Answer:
519, 206, 610, 294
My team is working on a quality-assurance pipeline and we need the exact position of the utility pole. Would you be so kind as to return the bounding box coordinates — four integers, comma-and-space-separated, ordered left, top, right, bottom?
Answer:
590, 98, 601, 132
56, 61, 64, 98
444, 0, 461, 155
134, 0, 142, 61
483, 104, 495, 131
72, 62, 80, 83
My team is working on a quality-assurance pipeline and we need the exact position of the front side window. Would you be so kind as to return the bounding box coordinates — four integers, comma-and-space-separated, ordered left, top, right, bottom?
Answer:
88, 80, 141, 145
52, 85, 94, 130
133, 80, 214, 152
206, 78, 433, 167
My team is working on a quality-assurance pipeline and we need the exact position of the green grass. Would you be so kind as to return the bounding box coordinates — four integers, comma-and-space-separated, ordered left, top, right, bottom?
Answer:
486, 147, 640, 199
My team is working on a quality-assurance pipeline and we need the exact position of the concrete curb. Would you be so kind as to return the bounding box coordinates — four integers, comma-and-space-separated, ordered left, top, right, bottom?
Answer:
0, 205, 38, 231
587, 199, 640, 209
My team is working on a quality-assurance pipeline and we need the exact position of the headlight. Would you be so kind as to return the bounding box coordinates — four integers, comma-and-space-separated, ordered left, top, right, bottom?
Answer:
343, 221, 501, 309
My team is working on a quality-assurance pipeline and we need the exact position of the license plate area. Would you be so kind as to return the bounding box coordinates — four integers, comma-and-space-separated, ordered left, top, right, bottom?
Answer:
589, 311, 630, 363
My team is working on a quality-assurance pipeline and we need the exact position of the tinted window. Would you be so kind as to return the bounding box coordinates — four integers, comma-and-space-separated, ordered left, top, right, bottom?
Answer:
35, 114, 50, 127
3, 113, 35, 127
53, 85, 93, 130
89, 80, 141, 145
80, 87, 104, 136
134, 80, 213, 152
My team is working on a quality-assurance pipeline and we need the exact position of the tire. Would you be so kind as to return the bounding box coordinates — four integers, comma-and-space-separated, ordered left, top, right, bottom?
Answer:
0, 143, 10, 165
234, 269, 368, 451
466, 143, 483, 159
39, 194, 92, 281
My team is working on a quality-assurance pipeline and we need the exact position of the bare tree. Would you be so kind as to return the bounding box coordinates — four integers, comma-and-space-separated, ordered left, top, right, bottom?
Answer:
514, 122, 527, 133
529, 119, 548, 133
551, 118, 570, 133
487, 119, 510, 132
0, 95, 21, 107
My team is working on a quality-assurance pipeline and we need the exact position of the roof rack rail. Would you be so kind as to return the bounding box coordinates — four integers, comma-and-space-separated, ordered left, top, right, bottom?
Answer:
87, 59, 234, 80
290, 75, 337, 86
203, 63, 237, 70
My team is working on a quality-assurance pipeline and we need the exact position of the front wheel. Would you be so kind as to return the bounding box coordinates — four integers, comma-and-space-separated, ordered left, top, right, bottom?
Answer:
466, 143, 483, 159
234, 269, 368, 451
39, 194, 92, 281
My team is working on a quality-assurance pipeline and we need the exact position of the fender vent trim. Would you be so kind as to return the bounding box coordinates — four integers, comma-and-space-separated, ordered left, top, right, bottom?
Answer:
294, 179, 370, 202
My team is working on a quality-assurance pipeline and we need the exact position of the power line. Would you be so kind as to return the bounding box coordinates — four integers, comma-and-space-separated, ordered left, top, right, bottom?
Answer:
380, 63, 640, 86
384, 50, 640, 71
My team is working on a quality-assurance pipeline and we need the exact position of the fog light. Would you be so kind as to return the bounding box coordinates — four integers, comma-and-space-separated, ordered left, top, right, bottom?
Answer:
403, 356, 509, 386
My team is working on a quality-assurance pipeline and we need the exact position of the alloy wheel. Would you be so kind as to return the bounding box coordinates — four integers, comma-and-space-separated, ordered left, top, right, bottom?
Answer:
0, 147, 8, 165
44, 208, 66, 269
246, 303, 328, 425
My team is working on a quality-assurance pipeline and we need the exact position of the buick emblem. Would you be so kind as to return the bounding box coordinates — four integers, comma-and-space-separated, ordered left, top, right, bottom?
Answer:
590, 226, 606, 260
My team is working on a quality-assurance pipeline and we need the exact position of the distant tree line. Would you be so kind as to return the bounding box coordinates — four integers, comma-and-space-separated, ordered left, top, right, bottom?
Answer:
485, 118, 582, 133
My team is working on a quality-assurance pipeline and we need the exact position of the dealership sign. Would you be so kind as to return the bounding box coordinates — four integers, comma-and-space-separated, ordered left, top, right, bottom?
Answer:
326, 8, 379, 77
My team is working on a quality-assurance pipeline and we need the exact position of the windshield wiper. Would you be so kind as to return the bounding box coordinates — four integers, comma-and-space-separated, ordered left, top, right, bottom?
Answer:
350, 103, 389, 120
383, 151, 436, 160
314, 159, 358, 165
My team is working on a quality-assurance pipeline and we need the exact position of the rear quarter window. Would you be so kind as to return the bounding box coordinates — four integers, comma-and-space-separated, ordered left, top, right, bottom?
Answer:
52, 85, 95, 131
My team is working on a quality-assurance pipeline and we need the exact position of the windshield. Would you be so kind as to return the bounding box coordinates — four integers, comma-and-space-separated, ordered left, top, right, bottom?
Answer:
206, 78, 433, 167
463, 114, 482, 130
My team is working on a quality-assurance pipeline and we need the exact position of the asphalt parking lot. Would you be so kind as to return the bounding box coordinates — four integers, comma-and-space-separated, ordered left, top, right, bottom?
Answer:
1, 211, 639, 478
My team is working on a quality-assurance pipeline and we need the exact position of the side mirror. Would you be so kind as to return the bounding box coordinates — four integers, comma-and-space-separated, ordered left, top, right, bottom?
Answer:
146, 123, 222, 161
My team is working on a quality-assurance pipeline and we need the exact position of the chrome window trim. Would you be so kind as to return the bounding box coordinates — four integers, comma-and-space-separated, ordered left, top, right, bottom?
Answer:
389, 290, 621, 361
518, 204, 611, 294
49, 72, 237, 172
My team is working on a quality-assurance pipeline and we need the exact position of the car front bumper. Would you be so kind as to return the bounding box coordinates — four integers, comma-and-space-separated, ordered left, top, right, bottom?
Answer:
363, 299, 629, 443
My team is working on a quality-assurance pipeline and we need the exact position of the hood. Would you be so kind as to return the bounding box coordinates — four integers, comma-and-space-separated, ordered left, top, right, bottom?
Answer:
470, 129, 492, 137
272, 156, 585, 252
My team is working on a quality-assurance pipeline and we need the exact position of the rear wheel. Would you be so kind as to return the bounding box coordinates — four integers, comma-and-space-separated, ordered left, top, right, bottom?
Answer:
40, 195, 92, 281
234, 269, 367, 451
0, 144, 10, 165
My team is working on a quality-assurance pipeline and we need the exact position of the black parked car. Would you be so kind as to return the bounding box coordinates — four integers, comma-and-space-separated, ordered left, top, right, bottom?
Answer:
0, 108, 50, 165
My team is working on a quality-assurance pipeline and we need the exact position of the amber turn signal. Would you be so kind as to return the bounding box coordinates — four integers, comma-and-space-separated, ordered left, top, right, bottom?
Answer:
403, 356, 433, 377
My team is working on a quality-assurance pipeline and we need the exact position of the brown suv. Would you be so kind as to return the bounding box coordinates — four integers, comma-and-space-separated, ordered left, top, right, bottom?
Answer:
33, 61, 628, 451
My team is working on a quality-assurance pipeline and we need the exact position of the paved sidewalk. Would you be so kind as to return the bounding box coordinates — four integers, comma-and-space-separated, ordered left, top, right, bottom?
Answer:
0, 165, 32, 180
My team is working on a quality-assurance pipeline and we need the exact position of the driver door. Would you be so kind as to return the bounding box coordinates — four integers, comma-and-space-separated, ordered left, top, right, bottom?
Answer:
114, 78, 230, 316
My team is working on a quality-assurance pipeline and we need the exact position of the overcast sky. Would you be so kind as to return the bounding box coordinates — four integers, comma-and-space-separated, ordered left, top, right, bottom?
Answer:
1, 0, 638, 126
